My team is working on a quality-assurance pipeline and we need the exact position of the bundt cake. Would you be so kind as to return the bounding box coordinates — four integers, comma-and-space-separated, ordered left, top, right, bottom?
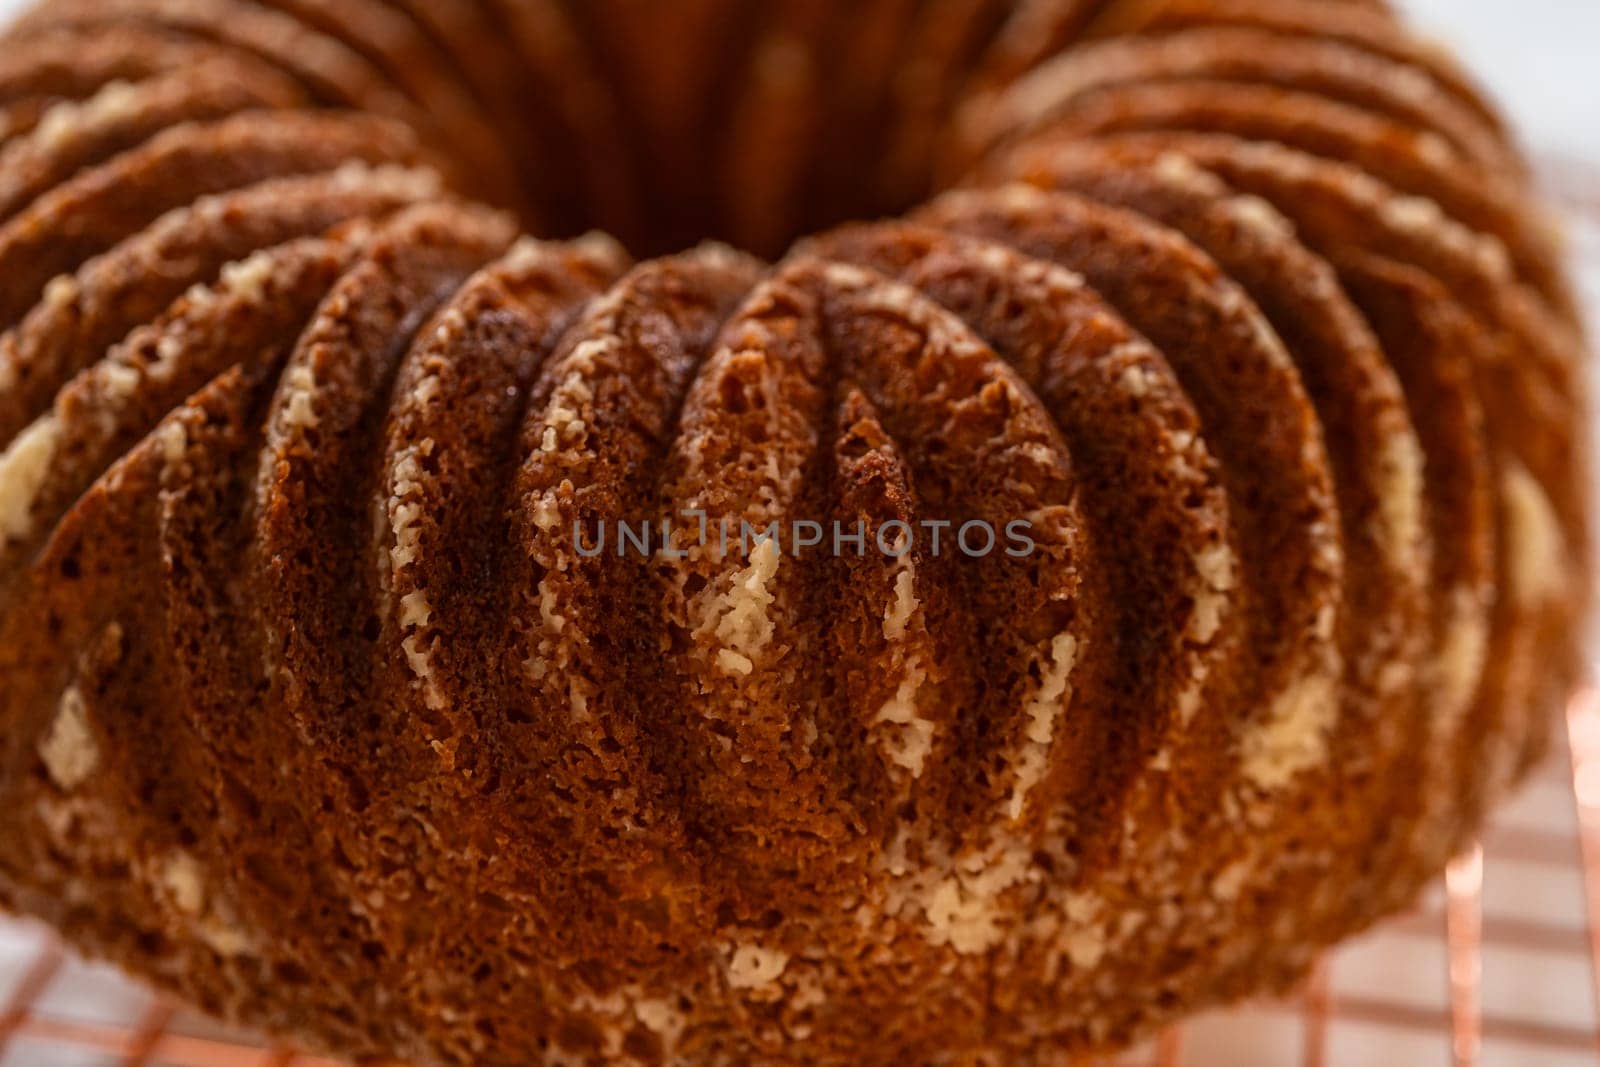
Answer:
0, 0, 1588, 1063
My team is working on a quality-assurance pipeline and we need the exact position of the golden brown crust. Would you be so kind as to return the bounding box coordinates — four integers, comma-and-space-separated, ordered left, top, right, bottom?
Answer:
0, 163, 438, 448
1084, 0, 1508, 138
0, 1, 1588, 1063
10, 0, 420, 117
919, 184, 1344, 770
972, 0, 1114, 91
803, 221, 1235, 857
0, 110, 420, 329
0, 22, 278, 113
957, 27, 1523, 180
0, 63, 306, 226
917, 182, 1353, 1027
1021, 150, 1434, 915
983, 83, 1574, 320
1332, 251, 1497, 888
0, 232, 362, 598
985, 127, 1586, 888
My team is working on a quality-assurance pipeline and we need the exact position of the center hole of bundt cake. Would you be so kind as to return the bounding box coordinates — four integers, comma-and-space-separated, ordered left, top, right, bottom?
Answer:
453, 87, 948, 261
506, 148, 936, 262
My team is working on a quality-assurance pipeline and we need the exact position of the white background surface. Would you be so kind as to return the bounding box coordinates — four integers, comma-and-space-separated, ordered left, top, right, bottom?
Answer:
1401, 0, 1600, 164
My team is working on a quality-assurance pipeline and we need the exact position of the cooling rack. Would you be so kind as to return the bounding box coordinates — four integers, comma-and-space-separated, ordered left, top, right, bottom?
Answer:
1, 165, 1598, 1067
7, 724, 1593, 1067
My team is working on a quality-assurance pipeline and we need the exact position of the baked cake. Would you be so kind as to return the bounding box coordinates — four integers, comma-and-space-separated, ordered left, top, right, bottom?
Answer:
0, 0, 1588, 1063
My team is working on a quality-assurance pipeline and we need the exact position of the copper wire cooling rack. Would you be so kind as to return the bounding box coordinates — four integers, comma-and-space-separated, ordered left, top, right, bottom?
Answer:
2, 166, 1600, 1067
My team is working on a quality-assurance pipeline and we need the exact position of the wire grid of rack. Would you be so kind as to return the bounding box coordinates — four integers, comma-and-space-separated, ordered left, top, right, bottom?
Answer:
1, 164, 1599, 1067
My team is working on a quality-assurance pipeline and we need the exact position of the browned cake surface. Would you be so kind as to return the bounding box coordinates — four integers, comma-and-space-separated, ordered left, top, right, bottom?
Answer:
0, 1, 1588, 1064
